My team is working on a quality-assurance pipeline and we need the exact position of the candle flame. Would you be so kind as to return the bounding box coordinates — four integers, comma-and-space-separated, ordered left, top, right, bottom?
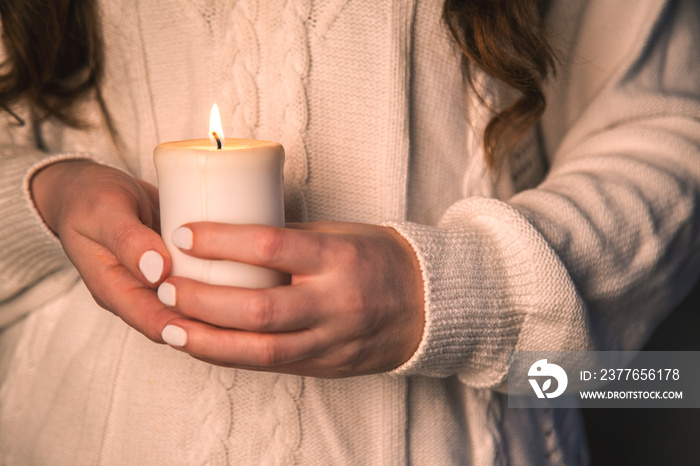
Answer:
209, 103, 225, 149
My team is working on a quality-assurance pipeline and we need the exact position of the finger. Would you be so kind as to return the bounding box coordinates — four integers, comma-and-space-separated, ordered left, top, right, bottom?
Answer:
82, 195, 170, 287
162, 319, 323, 368
159, 278, 322, 331
73, 236, 183, 343
116, 285, 183, 343
61, 172, 170, 287
104, 216, 170, 286
175, 223, 328, 275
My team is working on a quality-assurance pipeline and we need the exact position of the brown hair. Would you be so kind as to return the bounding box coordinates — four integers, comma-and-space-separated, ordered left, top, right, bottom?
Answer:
0, 1, 554, 169
0, 0, 104, 128
444, 0, 556, 171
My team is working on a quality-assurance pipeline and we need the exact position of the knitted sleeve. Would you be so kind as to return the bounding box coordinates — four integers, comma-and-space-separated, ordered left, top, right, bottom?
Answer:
0, 107, 96, 328
390, 0, 700, 386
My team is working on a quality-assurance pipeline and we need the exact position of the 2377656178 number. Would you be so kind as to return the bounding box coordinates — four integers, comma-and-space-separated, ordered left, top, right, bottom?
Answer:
599, 368, 680, 381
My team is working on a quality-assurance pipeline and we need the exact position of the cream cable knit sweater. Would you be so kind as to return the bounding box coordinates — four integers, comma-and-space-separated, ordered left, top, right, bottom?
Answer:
1, 0, 700, 464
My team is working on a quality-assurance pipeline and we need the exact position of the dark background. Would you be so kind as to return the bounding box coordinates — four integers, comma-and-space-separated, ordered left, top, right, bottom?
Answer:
582, 279, 700, 466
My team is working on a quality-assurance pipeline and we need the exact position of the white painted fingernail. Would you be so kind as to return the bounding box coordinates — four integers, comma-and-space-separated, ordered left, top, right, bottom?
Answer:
162, 325, 187, 347
172, 227, 193, 250
157, 282, 176, 307
139, 250, 164, 284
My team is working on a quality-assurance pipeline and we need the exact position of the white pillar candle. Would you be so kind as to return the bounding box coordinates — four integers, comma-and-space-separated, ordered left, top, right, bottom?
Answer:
153, 106, 287, 288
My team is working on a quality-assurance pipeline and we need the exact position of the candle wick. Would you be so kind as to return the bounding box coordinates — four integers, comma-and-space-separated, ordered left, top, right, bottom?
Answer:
211, 131, 222, 150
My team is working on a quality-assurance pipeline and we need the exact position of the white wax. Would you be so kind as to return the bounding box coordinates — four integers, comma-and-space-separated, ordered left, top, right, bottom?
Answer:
153, 138, 287, 288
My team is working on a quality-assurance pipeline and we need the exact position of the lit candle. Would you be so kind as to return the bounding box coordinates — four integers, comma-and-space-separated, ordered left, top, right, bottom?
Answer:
153, 104, 287, 288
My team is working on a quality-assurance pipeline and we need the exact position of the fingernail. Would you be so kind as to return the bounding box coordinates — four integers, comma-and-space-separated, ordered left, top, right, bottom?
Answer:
139, 250, 164, 284
157, 282, 176, 307
172, 227, 193, 250
162, 324, 187, 347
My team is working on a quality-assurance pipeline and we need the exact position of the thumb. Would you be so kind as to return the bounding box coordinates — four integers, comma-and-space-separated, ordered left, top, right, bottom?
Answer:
95, 186, 171, 287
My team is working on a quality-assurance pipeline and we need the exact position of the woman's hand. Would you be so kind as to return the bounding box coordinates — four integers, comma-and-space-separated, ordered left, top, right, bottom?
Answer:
159, 221, 426, 378
31, 160, 180, 342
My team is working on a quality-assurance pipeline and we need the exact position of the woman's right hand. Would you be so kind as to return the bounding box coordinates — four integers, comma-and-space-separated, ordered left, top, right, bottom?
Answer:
30, 160, 179, 342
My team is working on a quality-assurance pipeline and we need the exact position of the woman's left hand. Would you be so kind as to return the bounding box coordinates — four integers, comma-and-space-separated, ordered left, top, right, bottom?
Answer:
158, 221, 425, 378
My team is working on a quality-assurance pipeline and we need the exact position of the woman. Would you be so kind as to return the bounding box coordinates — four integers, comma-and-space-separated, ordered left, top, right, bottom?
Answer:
1, 0, 699, 464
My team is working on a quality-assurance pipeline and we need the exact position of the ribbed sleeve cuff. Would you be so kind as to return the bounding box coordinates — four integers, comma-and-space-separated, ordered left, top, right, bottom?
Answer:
385, 198, 590, 387
0, 149, 95, 302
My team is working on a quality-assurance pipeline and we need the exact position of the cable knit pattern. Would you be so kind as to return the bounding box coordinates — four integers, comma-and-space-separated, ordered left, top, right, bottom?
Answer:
180, 2, 311, 461
193, 0, 220, 31
258, 0, 311, 222
260, 0, 311, 151
221, 0, 258, 139
251, 374, 303, 465
186, 366, 237, 465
